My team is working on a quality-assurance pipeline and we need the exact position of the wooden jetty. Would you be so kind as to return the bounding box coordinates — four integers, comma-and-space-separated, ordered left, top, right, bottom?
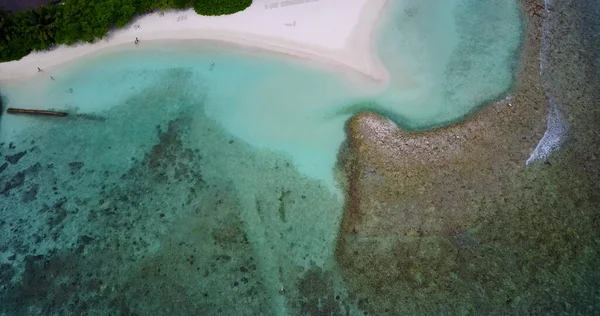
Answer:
7, 108, 68, 117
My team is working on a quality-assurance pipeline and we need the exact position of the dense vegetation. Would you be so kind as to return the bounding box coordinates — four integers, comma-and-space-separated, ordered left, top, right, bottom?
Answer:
0, 0, 252, 62
194, 0, 251, 16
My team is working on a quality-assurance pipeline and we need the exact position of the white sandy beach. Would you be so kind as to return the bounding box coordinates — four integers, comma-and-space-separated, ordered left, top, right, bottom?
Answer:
0, 0, 389, 83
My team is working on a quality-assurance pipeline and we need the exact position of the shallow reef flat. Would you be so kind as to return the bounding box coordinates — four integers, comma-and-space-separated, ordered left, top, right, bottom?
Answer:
334, 0, 600, 314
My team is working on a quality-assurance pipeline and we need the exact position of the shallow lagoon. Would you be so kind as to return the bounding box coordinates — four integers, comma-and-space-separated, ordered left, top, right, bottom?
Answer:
0, 0, 524, 314
1, 0, 523, 187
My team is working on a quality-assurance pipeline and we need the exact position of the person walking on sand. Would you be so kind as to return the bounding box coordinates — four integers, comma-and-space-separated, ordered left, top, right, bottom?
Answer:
135, 37, 139, 45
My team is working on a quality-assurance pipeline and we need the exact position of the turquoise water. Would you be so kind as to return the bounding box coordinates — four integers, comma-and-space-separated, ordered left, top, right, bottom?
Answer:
1, 45, 361, 190
372, 0, 523, 129
0, 0, 524, 314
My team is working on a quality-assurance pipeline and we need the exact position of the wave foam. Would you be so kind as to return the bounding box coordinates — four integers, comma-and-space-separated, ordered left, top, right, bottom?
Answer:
526, 0, 568, 165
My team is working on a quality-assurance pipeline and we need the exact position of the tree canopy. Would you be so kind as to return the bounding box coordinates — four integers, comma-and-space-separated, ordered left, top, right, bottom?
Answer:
0, 0, 253, 62
194, 0, 251, 16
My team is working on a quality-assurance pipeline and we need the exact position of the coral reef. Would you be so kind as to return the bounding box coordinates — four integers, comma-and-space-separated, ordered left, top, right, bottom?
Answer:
335, 0, 600, 314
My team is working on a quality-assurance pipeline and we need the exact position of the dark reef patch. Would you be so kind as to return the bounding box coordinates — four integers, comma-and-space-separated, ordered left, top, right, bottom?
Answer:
294, 266, 344, 316
0, 109, 276, 314
68, 161, 84, 174
5, 151, 26, 164
0, 248, 119, 315
1, 172, 25, 195
22, 183, 39, 203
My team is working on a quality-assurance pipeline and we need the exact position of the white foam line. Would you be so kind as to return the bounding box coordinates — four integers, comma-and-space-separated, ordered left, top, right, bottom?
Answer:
526, 0, 568, 165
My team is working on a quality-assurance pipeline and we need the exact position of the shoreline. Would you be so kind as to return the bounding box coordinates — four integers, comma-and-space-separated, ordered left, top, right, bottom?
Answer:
0, 0, 389, 85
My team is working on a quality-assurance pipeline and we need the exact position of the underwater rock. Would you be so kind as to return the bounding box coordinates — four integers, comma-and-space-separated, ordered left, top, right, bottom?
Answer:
68, 162, 84, 174
1, 172, 25, 195
24, 162, 42, 175
0, 263, 15, 287
22, 184, 39, 203
5, 151, 26, 164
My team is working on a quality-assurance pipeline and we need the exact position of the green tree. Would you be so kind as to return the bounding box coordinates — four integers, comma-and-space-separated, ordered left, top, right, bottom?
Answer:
194, 0, 252, 16
117, 4, 137, 28
173, 0, 194, 9
0, 8, 15, 45
28, 6, 60, 49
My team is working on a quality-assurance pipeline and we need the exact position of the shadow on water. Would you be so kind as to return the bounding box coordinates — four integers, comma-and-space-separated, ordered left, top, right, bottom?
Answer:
70, 113, 106, 122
